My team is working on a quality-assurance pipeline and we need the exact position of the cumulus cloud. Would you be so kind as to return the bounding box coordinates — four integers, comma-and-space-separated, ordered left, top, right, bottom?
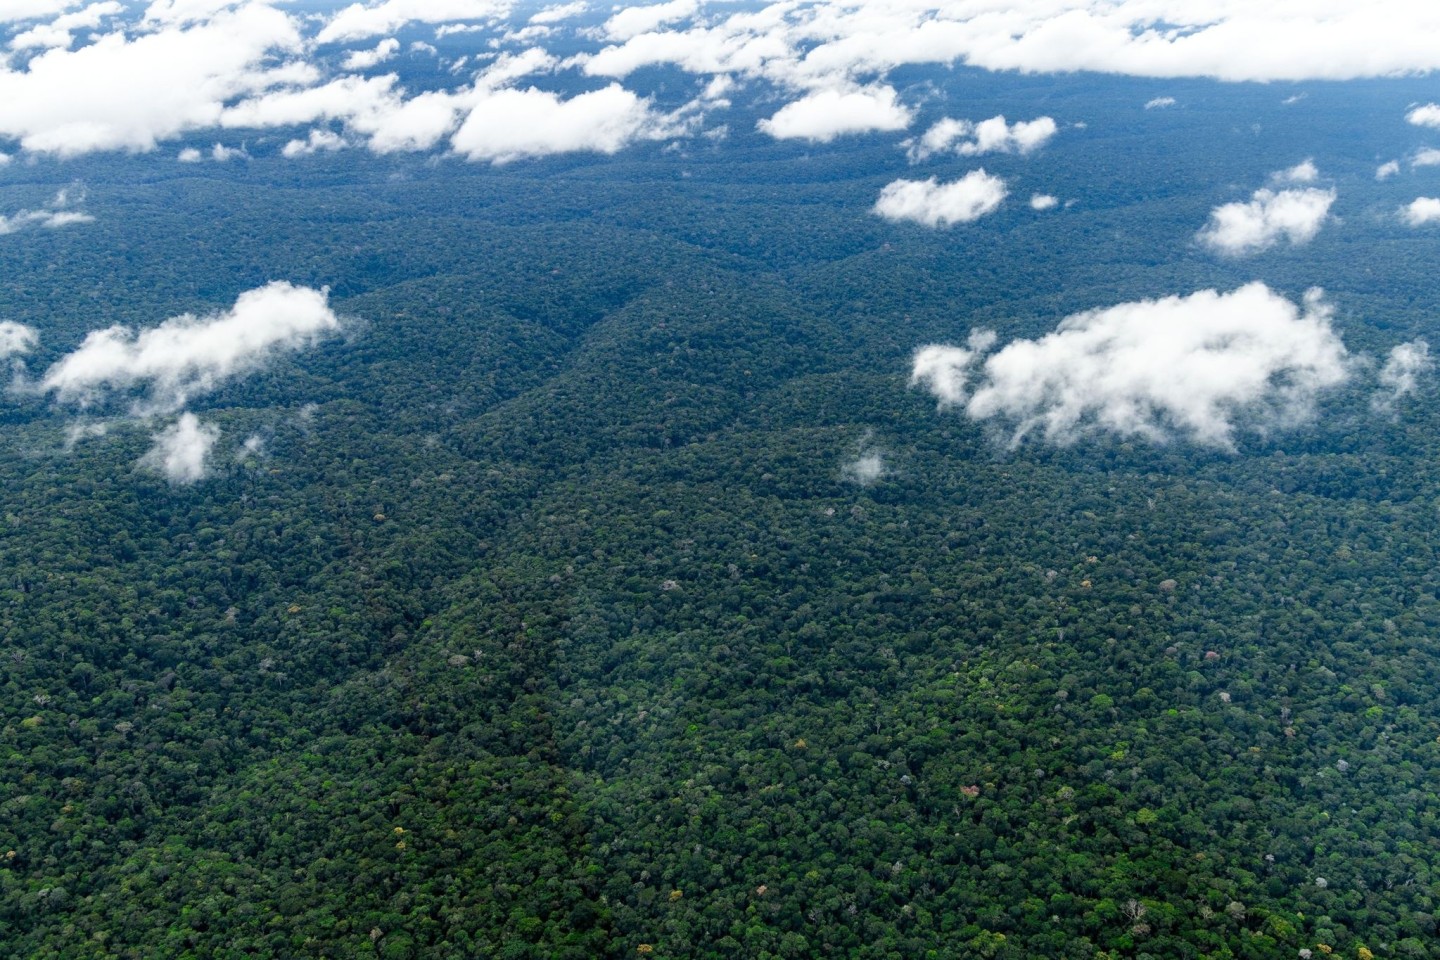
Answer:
341, 37, 400, 71
1144, 96, 1176, 109
0, 4, 306, 156
1376, 160, 1400, 180
316, 0, 511, 44
1197, 173, 1335, 256
1401, 197, 1440, 226
9, 1, 122, 50
218, 49, 655, 163
15, 0, 1440, 164
1413, 148, 1440, 168
905, 115, 1056, 162
531, 1, 586, 24
139, 412, 218, 484
873, 171, 1007, 228
282, 128, 347, 157
451, 82, 671, 162
1407, 103, 1440, 128
35, 281, 339, 415
1272, 159, 1318, 184
604, 0, 696, 41
177, 146, 202, 162
1030, 193, 1058, 210
433, 23, 482, 37
757, 85, 911, 142
913, 283, 1350, 449
0, 188, 93, 234
580, 0, 1440, 101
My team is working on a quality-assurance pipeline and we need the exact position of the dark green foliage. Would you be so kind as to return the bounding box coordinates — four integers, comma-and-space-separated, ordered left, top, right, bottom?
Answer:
3, 69, 1440, 959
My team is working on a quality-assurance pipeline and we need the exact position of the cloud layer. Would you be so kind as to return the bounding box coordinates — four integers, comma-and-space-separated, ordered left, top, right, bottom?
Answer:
8, 1, 1440, 163
873, 171, 1007, 228
0, 4, 306, 155
913, 283, 1351, 448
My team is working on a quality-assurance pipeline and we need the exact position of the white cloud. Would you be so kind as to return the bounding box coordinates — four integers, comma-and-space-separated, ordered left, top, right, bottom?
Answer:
1376, 160, 1400, 180
36, 281, 339, 415
531, 1, 586, 25
841, 451, 887, 486
1030, 193, 1058, 210
581, 1, 1440, 97
476, 47, 557, 87
1, 1, 80, 25
1407, 103, 1440, 128
433, 23, 483, 38
15, 0, 1440, 166
500, 23, 552, 42
1413, 148, 1440, 168
0, 321, 38, 359
1144, 96, 1176, 109
873, 170, 1007, 228
177, 146, 202, 162
62, 420, 110, 449
219, 49, 565, 157
0, 4, 306, 156
450, 82, 667, 162
905, 114, 1056, 162
9, 1, 122, 50
1272, 159, 1318, 184
140, 412, 218, 484
1198, 172, 1335, 256
604, 0, 696, 41
757, 85, 911, 142
220, 73, 398, 130
1401, 197, 1440, 226
910, 329, 997, 407
1374, 339, 1431, 412
914, 283, 1350, 449
211, 142, 245, 161
961, 115, 1056, 155
236, 432, 265, 460
409, 40, 436, 54
342, 37, 400, 71
317, 0, 512, 44
282, 128, 347, 157
139, 0, 248, 27
0, 188, 93, 234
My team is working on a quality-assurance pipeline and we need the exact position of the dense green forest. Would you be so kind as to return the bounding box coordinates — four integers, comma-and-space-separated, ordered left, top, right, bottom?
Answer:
4, 56, 1440, 959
